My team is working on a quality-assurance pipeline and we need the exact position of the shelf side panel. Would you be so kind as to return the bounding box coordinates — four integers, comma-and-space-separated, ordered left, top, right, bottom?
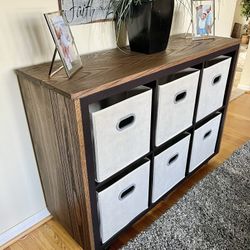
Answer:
18, 76, 94, 249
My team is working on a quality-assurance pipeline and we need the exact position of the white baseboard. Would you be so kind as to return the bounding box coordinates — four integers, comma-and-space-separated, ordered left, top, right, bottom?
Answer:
238, 84, 250, 91
0, 208, 50, 246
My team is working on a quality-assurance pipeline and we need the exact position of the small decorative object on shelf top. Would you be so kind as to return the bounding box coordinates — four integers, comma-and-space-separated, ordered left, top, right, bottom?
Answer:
191, 0, 215, 40
44, 11, 82, 78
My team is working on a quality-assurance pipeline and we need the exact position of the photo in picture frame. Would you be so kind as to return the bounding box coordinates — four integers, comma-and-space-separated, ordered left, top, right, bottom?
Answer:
44, 11, 82, 78
191, 0, 215, 40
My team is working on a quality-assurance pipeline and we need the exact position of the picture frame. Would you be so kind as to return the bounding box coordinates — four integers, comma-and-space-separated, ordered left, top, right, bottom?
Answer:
191, 0, 215, 40
44, 11, 82, 78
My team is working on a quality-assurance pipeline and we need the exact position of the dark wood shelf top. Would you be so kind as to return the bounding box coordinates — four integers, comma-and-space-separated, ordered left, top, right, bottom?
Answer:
16, 35, 240, 100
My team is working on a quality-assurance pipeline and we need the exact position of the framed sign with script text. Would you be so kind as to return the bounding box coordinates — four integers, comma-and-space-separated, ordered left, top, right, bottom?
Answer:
59, 0, 114, 25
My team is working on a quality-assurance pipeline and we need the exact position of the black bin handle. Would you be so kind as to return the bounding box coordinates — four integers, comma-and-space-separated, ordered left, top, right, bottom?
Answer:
212, 74, 222, 85
116, 114, 135, 131
119, 184, 136, 200
168, 153, 179, 166
203, 130, 212, 140
174, 90, 187, 104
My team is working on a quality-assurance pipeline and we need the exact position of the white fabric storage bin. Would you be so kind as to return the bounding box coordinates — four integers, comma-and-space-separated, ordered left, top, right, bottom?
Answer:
97, 161, 150, 243
196, 56, 231, 121
189, 114, 222, 173
90, 87, 152, 182
152, 134, 190, 203
155, 68, 199, 146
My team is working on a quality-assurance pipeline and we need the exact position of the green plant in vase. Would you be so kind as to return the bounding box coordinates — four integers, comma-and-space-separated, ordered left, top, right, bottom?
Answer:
108, 0, 175, 54
109, 0, 150, 32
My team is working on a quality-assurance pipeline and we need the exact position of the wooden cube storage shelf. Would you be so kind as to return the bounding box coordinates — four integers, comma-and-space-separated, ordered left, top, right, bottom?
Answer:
16, 35, 240, 250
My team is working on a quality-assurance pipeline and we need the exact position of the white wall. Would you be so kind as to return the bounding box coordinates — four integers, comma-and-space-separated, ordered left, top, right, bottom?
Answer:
233, 0, 250, 90
234, 0, 247, 25
215, 0, 237, 37
0, 1, 56, 236
0, 0, 237, 244
239, 47, 250, 90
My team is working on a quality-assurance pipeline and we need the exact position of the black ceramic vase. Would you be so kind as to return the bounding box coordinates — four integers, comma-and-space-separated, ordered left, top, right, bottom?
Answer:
127, 0, 175, 54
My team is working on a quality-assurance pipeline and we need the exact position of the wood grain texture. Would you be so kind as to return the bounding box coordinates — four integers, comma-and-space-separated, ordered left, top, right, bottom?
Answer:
1, 216, 52, 249
74, 100, 95, 250
4, 220, 82, 250
6, 93, 250, 250
18, 76, 95, 250
16, 35, 240, 99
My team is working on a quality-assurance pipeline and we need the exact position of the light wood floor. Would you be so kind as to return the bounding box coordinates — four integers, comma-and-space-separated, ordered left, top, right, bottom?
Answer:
4, 93, 250, 250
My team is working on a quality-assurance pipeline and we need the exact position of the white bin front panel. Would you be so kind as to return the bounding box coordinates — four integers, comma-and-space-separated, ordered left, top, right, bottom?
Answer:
152, 135, 190, 203
156, 71, 199, 146
196, 57, 231, 121
189, 114, 222, 173
98, 162, 150, 243
92, 90, 152, 182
